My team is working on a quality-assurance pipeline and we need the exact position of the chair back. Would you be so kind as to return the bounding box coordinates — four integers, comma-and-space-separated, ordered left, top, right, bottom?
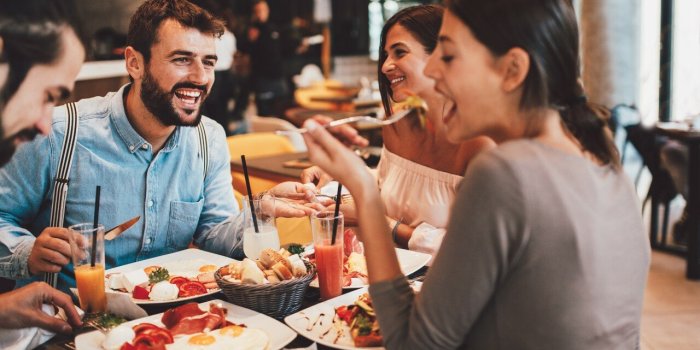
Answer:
249, 116, 307, 151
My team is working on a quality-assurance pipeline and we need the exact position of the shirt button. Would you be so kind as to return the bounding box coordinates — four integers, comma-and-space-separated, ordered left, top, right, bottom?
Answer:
145, 237, 152, 244
147, 200, 154, 207
128, 145, 135, 151
141, 144, 148, 150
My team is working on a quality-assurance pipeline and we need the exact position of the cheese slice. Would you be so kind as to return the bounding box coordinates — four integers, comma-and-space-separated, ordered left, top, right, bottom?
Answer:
119, 269, 149, 293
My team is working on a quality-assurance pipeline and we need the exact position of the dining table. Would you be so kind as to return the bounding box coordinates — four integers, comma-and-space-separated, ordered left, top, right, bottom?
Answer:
655, 122, 700, 280
37, 267, 428, 350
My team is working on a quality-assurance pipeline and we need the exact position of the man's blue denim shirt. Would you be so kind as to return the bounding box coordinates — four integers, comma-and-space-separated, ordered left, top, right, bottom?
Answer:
0, 84, 245, 292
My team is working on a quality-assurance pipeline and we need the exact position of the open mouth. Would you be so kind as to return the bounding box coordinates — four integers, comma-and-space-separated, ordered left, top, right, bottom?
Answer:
390, 76, 405, 87
442, 99, 457, 125
173, 88, 203, 108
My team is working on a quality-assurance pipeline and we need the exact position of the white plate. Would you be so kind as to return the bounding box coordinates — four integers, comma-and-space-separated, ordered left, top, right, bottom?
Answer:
76, 299, 296, 350
285, 287, 382, 350
105, 249, 234, 305
308, 248, 430, 289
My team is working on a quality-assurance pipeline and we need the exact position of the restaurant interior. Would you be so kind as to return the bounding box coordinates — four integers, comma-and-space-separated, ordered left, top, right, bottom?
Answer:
1, 0, 699, 349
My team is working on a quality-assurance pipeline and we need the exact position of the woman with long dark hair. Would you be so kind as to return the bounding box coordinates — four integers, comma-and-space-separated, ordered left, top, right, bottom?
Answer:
302, 0, 649, 348
303, 5, 493, 258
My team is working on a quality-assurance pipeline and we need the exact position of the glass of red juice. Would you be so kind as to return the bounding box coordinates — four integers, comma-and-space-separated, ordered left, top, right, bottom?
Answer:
311, 211, 344, 300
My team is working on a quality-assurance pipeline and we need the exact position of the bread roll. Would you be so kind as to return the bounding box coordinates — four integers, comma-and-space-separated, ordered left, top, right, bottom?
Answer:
267, 274, 280, 283
255, 260, 266, 271
241, 258, 265, 284
272, 261, 293, 280
228, 261, 243, 279
287, 254, 308, 277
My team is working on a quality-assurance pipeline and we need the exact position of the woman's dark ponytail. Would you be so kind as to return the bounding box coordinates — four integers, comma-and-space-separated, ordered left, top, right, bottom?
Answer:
560, 83, 620, 168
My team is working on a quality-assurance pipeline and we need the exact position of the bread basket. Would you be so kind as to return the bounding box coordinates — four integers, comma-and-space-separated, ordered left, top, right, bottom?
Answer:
214, 262, 316, 320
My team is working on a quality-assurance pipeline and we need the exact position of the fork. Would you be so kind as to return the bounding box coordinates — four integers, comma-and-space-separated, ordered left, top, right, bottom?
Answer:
276, 108, 416, 135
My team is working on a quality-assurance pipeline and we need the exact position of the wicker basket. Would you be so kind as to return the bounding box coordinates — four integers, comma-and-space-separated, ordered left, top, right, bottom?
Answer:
214, 264, 316, 320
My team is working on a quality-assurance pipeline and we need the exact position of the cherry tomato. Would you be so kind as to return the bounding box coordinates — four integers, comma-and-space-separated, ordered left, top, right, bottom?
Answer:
169, 276, 189, 287
178, 281, 207, 297
132, 285, 150, 300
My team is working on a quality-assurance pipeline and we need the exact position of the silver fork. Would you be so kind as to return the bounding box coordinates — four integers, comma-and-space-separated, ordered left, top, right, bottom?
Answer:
276, 108, 416, 135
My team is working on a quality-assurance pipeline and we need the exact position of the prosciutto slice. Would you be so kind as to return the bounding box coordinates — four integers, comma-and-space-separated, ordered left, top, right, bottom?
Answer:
160, 303, 229, 336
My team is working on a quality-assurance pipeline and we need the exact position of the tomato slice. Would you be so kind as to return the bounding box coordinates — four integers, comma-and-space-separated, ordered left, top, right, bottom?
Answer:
132, 323, 160, 334
132, 285, 150, 300
178, 281, 207, 297
132, 334, 165, 348
169, 276, 189, 287
139, 327, 174, 344
119, 342, 136, 350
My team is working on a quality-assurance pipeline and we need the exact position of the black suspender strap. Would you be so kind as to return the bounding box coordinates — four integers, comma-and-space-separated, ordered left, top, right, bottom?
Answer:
43, 103, 79, 287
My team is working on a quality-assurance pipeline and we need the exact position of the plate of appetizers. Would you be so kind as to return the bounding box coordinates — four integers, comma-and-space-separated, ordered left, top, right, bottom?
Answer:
76, 299, 296, 350
104, 249, 234, 305
304, 230, 431, 289
285, 287, 383, 349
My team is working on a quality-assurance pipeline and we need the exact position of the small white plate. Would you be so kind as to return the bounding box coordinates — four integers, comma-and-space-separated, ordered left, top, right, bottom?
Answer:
285, 287, 382, 350
76, 299, 296, 350
307, 248, 431, 289
105, 249, 234, 305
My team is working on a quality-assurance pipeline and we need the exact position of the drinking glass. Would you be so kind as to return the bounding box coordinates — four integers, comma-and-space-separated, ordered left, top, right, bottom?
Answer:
68, 223, 107, 313
242, 195, 280, 259
311, 211, 344, 300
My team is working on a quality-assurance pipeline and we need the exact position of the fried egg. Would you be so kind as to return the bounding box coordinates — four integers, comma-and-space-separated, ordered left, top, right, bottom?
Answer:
167, 327, 269, 350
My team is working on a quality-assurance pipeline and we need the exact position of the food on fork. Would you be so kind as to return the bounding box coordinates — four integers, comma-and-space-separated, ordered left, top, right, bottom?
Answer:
392, 92, 428, 128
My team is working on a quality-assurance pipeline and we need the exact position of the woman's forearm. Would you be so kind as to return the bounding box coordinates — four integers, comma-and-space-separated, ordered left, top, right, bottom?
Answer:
354, 185, 403, 284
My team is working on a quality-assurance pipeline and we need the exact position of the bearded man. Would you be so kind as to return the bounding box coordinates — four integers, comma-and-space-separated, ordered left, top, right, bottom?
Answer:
0, 0, 318, 293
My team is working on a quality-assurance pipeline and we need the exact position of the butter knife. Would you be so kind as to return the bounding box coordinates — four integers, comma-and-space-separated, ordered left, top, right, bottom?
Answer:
104, 216, 140, 241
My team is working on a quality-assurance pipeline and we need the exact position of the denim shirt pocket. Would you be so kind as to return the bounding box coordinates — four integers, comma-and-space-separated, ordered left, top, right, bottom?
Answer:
166, 199, 204, 249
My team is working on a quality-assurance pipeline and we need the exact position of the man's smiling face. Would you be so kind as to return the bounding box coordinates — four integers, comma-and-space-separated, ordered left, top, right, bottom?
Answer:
138, 19, 217, 127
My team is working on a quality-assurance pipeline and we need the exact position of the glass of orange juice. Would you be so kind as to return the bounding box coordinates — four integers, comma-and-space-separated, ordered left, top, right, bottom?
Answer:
69, 223, 107, 313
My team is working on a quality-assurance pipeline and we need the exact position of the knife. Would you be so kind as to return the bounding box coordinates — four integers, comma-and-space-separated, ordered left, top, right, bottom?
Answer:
104, 216, 140, 241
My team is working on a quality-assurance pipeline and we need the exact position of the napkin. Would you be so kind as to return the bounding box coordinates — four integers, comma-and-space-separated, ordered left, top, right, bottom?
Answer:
69, 289, 148, 320
0, 303, 83, 350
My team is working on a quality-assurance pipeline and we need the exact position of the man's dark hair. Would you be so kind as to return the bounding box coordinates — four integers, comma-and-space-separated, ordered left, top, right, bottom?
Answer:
127, 0, 225, 64
0, 0, 85, 107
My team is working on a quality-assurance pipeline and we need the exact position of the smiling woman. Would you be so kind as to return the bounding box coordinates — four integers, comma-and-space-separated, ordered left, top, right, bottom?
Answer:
300, 0, 649, 348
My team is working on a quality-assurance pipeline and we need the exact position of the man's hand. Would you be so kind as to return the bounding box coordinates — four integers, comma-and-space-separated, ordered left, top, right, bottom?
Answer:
300, 166, 333, 189
268, 181, 316, 202
0, 282, 82, 334
310, 115, 369, 148
27, 227, 73, 275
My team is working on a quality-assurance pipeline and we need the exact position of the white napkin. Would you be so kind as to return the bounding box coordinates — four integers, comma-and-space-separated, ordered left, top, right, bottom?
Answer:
69, 288, 148, 320
0, 303, 82, 350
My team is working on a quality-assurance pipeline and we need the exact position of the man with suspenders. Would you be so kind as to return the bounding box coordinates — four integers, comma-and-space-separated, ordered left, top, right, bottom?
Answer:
0, 0, 275, 294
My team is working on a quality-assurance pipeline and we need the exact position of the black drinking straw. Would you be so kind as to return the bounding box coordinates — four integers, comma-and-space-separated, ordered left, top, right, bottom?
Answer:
91, 185, 101, 267
240, 155, 259, 233
330, 183, 343, 245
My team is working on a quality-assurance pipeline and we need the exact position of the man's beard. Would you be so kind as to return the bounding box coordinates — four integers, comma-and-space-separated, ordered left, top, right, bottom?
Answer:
140, 68, 208, 127
0, 128, 39, 166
